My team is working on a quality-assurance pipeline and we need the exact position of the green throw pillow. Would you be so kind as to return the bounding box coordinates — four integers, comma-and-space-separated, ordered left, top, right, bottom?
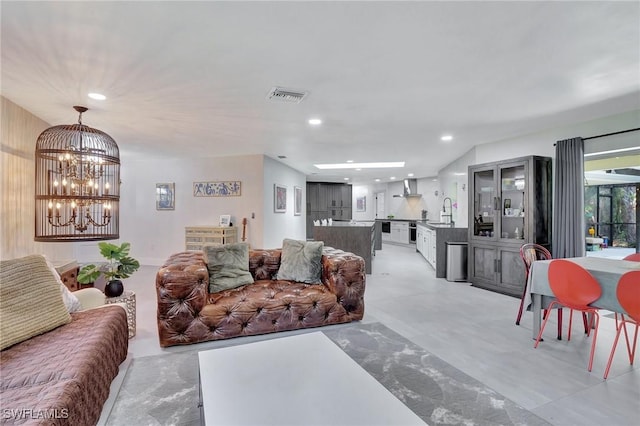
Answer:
276, 239, 324, 284
204, 243, 254, 293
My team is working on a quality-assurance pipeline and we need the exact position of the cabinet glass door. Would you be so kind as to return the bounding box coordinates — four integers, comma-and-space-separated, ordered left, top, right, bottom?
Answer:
499, 164, 526, 240
473, 168, 496, 238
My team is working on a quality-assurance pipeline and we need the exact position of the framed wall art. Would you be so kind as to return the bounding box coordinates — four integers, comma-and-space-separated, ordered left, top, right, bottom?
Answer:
274, 184, 287, 213
294, 186, 302, 216
219, 215, 231, 227
356, 196, 366, 212
156, 183, 175, 210
193, 181, 241, 197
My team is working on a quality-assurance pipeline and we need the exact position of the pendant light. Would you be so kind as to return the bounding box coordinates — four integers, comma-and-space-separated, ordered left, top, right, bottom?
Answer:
35, 106, 120, 241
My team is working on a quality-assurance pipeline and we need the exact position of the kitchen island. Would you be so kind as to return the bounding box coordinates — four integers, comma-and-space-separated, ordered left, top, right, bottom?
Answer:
416, 222, 468, 279
313, 221, 375, 274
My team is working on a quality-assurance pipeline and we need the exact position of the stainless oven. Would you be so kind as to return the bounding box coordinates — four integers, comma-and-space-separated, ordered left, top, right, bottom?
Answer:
381, 221, 391, 240
409, 221, 417, 243
381, 221, 391, 234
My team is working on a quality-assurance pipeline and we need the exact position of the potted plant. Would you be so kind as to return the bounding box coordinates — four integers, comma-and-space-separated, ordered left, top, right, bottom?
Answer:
78, 242, 140, 297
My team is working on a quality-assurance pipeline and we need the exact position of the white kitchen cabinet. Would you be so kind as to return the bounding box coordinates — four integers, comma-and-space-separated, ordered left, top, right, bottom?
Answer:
425, 228, 436, 269
416, 224, 436, 269
390, 222, 409, 244
417, 222, 468, 277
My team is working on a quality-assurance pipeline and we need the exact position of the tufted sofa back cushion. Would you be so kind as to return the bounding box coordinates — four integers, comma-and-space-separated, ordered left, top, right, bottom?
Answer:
248, 249, 282, 280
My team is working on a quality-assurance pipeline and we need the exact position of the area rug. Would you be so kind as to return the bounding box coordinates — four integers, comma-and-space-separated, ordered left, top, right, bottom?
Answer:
106, 323, 550, 425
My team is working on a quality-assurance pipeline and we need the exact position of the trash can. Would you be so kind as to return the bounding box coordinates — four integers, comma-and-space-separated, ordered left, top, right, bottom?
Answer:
446, 242, 468, 282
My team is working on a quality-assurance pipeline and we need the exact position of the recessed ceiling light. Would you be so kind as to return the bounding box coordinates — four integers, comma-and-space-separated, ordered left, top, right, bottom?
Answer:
375, 179, 381, 182
308, 118, 322, 126
355, 168, 362, 171
441, 135, 453, 141
344, 177, 349, 181
408, 173, 414, 177
346, 160, 354, 163
88, 93, 106, 101
314, 162, 405, 170
454, 172, 466, 176
390, 176, 396, 180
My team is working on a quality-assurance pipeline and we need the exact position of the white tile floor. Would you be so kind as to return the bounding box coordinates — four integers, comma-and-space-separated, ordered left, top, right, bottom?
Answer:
115, 244, 639, 426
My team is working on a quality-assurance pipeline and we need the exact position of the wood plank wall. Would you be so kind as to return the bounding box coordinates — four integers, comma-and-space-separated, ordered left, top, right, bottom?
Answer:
1, 97, 73, 260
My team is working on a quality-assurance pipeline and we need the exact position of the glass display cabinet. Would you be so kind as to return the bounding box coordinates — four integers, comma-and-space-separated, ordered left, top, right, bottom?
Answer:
468, 156, 552, 296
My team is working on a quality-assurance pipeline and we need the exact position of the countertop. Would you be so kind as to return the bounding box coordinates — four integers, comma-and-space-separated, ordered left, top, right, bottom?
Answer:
376, 218, 460, 228
416, 221, 462, 229
318, 221, 375, 227
375, 219, 464, 229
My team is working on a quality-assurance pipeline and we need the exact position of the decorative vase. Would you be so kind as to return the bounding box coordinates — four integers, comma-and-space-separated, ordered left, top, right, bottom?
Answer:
105, 279, 124, 298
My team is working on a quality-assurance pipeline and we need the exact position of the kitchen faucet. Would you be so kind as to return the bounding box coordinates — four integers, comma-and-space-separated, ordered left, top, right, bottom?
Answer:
442, 197, 454, 227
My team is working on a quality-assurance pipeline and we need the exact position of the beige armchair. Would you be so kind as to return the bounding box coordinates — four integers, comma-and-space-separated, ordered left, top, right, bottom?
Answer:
74, 287, 127, 313
74, 287, 106, 310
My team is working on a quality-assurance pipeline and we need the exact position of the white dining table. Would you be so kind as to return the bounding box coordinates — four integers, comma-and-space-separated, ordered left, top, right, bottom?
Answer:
526, 256, 640, 339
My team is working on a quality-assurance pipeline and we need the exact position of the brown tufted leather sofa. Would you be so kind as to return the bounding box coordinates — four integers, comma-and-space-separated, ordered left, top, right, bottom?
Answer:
156, 247, 366, 347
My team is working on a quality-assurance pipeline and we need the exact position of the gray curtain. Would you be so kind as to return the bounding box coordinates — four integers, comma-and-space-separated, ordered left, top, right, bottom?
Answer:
552, 137, 585, 258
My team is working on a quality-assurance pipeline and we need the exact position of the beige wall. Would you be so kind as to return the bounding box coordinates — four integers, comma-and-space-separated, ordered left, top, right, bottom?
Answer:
0, 97, 74, 260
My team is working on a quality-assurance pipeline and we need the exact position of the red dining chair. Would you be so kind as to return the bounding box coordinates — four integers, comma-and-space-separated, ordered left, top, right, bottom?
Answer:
516, 244, 587, 339
603, 270, 640, 379
623, 253, 640, 262
534, 259, 602, 371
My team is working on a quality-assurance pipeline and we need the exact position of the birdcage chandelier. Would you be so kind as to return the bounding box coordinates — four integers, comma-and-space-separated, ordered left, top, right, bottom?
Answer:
35, 106, 120, 241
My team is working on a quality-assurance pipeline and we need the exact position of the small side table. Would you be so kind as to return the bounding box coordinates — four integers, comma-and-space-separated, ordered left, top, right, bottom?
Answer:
105, 290, 136, 338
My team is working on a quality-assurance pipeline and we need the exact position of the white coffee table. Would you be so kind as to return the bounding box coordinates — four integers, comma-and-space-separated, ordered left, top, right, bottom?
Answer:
198, 331, 426, 425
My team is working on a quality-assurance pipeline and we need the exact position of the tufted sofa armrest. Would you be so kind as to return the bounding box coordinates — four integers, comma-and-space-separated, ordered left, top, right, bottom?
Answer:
156, 251, 209, 347
321, 247, 366, 320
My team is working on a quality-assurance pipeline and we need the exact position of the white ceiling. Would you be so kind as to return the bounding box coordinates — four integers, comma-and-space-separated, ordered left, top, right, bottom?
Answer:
2, 1, 639, 184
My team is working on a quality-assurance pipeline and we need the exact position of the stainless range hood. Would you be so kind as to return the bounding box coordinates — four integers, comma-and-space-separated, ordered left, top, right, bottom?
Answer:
393, 179, 422, 198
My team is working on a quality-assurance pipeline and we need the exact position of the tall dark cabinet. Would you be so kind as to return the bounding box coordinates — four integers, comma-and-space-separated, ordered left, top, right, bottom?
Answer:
467, 155, 552, 297
306, 183, 352, 239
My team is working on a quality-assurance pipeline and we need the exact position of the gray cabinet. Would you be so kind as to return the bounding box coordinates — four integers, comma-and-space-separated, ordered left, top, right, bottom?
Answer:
328, 184, 351, 208
467, 156, 552, 297
307, 183, 353, 239
313, 223, 375, 273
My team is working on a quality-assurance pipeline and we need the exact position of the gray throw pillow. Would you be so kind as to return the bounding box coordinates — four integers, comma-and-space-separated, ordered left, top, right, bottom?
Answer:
276, 239, 324, 284
204, 243, 254, 293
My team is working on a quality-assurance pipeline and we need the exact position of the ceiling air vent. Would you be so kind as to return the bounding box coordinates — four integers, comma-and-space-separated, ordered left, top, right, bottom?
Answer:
267, 87, 308, 104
